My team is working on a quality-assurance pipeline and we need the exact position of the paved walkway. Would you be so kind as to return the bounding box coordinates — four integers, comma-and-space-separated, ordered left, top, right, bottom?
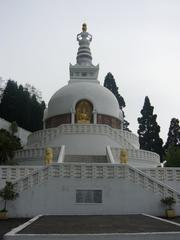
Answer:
19, 215, 180, 234
0, 218, 29, 240
2, 215, 180, 239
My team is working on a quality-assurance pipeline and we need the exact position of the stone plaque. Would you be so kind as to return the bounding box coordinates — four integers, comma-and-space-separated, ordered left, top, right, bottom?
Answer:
76, 190, 102, 203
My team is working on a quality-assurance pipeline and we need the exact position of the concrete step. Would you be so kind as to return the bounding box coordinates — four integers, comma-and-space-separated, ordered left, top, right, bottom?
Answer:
64, 155, 107, 163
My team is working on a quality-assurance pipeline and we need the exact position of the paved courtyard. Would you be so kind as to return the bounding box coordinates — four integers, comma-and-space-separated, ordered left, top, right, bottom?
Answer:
0, 218, 29, 240
2, 215, 180, 240
19, 215, 180, 234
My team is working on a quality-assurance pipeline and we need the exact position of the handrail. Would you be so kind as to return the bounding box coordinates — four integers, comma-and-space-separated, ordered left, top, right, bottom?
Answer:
125, 164, 180, 202
141, 168, 180, 182
0, 166, 41, 182
111, 147, 160, 165
3, 162, 179, 205
57, 145, 65, 163
106, 145, 115, 163
26, 124, 137, 149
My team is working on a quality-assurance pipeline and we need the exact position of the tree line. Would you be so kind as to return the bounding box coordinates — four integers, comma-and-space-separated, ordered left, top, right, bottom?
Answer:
0, 80, 46, 132
104, 72, 180, 166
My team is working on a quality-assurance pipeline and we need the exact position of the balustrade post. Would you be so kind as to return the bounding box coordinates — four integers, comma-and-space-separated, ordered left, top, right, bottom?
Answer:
93, 109, 97, 124
71, 109, 75, 124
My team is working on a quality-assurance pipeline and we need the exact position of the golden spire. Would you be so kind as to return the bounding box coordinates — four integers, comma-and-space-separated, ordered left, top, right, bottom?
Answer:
82, 23, 87, 32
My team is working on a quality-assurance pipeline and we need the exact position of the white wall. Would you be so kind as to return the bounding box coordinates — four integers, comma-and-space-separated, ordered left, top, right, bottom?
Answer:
0, 117, 31, 145
0, 175, 170, 218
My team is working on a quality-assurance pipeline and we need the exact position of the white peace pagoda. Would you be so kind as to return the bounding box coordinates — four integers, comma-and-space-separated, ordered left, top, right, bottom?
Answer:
1, 24, 180, 218
16, 23, 159, 168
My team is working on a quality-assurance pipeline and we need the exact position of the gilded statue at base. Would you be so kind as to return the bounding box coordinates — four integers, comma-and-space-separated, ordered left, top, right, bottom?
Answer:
44, 147, 53, 165
120, 149, 128, 164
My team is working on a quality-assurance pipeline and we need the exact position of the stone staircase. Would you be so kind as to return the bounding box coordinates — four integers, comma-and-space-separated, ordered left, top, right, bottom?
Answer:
64, 155, 108, 163
3, 163, 179, 204
1, 148, 180, 217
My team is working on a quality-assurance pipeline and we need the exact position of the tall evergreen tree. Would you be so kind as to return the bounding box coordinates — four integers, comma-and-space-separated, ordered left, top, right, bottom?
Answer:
104, 73, 125, 109
164, 118, 180, 166
0, 80, 19, 122
137, 96, 164, 161
104, 72, 130, 131
165, 145, 180, 167
164, 118, 180, 149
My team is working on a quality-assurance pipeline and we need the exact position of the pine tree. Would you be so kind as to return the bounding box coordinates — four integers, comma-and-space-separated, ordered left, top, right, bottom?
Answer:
137, 96, 164, 161
24, 83, 42, 103
0, 80, 19, 122
164, 118, 180, 149
29, 95, 45, 132
104, 72, 130, 131
165, 145, 180, 167
164, 118, 180, 166
104, 73, 125, 109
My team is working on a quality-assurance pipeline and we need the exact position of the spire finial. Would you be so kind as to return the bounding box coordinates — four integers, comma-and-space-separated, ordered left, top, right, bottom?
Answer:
82, 23, 87, 32
76, 23, 92, 65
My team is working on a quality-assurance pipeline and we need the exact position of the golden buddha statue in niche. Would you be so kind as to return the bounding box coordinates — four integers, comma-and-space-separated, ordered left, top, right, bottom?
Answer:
76, 100, 93, 124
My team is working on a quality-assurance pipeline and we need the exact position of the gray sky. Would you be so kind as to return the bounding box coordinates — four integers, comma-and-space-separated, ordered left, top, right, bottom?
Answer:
0, 0, 179, 142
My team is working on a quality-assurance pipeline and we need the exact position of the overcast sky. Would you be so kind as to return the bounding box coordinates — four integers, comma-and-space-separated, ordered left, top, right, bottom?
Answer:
0, 0, 179, 141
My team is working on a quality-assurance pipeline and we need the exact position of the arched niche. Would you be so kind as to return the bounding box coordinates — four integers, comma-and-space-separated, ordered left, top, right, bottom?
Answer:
75, 100, 93, 124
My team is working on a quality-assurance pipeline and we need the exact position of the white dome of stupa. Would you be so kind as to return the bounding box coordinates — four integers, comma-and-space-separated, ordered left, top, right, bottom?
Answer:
47, 81, 121, 119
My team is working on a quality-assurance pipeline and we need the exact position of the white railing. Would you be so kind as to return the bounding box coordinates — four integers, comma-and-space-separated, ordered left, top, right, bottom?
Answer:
15, 148, 44, 159
141, 168, 180, 182
13, 166, 50, 193
57, 145, 65, 163
12, 163, 127, 193
27, 124, 137, 149
7, 162, 180, 205
125, 164, 180, 204
0, 166, 41, 182
118, 129, 139, 148
111, 147, 160, 166
14, 147, 61, 162
106, 145, 115, 163
27, 128, 58, 147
